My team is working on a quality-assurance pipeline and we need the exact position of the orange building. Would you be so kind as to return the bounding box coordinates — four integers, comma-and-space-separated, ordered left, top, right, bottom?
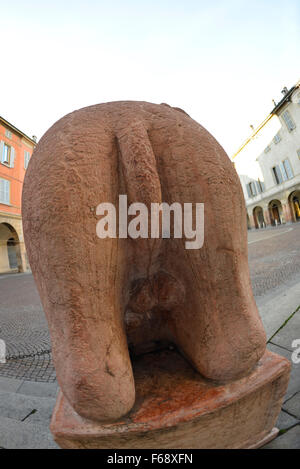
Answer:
0, 116, 36, 273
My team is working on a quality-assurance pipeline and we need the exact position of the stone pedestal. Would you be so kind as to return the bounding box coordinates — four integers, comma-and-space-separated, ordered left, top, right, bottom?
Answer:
51, 349, 290, 449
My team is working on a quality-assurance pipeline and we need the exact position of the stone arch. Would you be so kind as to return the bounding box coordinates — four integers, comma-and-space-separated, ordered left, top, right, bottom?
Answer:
268, 200, 283, 226
253, 206, 265, 229
0, 222, 23, 273
288, 190, 300, 222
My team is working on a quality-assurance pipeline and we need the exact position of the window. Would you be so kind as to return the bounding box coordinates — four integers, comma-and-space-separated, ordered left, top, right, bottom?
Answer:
297, 149, 300, 160
282, 110, 296, 132
246, 180, 265, 198
283, 159, 293, 179
272, 166, 283, 185
0, 178, 10, 204
0, 141, 15, 167
5, 129, 12, 139
246, 182, 257, 197
256, 179, 265, 193
2, 143, 10, 164
272, 160, 293, 185
279, 162, 288, 181
264, 145, 271, 153
273, 133, 281, 144
24, 150, 31, 169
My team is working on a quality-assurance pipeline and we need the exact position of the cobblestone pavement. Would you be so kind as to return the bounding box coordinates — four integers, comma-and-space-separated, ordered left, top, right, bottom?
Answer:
0, 222, 300, 382
248, 223, 300, 297
0, 273, 55, 382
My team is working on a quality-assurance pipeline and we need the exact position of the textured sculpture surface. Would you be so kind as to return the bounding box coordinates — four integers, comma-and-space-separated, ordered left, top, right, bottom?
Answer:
22, 101, 267, 424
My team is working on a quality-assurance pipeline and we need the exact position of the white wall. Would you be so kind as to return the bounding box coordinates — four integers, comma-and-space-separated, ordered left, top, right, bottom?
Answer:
258, 89, 300, 191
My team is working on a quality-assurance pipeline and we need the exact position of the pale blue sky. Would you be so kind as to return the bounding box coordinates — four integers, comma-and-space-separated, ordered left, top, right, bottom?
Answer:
0, 0, 299, 155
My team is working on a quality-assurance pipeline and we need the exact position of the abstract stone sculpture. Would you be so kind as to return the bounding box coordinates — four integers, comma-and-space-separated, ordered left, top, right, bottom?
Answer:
22, 102, 290, 448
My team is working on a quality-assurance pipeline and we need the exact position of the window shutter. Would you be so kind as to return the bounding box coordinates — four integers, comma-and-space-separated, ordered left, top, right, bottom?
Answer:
246, 183, 252, 198
260, 181, 265, 192
256, 181, 262, 194
5, 180, 9, 203
283, 159, 293, 179
10, 146, 15, 168
0, 178, 10, 204
272, 166, 282, 184
275, 166, 283, 184
250, 182, 257, 196
0, 141, 4, 163
279, 162, 288, 181
24, 151, 30, 169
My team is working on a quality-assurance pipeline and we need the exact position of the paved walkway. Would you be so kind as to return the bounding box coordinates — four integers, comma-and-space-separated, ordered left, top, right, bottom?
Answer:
249, 223, 300, 297
0, 285, 299, 448
0, 223, 299, 448
0, 273, 55, 382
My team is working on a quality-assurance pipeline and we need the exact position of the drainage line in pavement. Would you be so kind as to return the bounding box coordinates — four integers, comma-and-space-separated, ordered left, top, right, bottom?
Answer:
267, 304, 300, 344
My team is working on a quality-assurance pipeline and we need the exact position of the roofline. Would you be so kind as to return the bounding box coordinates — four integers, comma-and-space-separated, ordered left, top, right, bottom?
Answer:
232, 79, 300, 160
0, 115, 36, 145
270, 81, 300, 115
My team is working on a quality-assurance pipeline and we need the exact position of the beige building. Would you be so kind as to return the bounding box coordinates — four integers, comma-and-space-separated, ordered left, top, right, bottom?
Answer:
233, 80, 300, 229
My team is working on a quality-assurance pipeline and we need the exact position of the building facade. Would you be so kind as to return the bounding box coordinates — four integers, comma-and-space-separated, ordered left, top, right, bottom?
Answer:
0, 116, 36, 273
234, 80, 300, 229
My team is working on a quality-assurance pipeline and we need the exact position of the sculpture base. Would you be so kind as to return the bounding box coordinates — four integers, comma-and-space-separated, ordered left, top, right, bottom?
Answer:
51, 349, 290, 449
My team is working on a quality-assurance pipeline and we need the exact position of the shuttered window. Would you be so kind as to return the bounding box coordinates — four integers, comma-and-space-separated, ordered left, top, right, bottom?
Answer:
272, 166, 283, 184
282, 110, 296, 131
24, 151, 30, 169
0, 178, 10, 204
272, 160, 293, 184
246, 182, 259, 197
273, 133, 281, 144
0, 141, 15, 167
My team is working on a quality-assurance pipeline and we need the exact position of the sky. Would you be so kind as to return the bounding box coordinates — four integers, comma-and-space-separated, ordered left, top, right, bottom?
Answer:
0, 0, 299, 156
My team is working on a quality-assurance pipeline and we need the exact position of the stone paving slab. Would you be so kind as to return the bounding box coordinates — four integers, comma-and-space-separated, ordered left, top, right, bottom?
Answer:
16, 380, 58, 398
267, 343, 300, 401
248, 224, 300, 298
269, 309, 300, 351
283, 392, 300, 420
0, 390, 56, 425
276, 410, 300, 430
0, 415, 59, 449
262, 424, 300, 449
0, 377, 23, 393
256, 274, 300, 343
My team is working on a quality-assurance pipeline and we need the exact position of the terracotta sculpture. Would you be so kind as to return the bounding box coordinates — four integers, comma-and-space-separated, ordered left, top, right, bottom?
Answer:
22, 102, 290, 448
